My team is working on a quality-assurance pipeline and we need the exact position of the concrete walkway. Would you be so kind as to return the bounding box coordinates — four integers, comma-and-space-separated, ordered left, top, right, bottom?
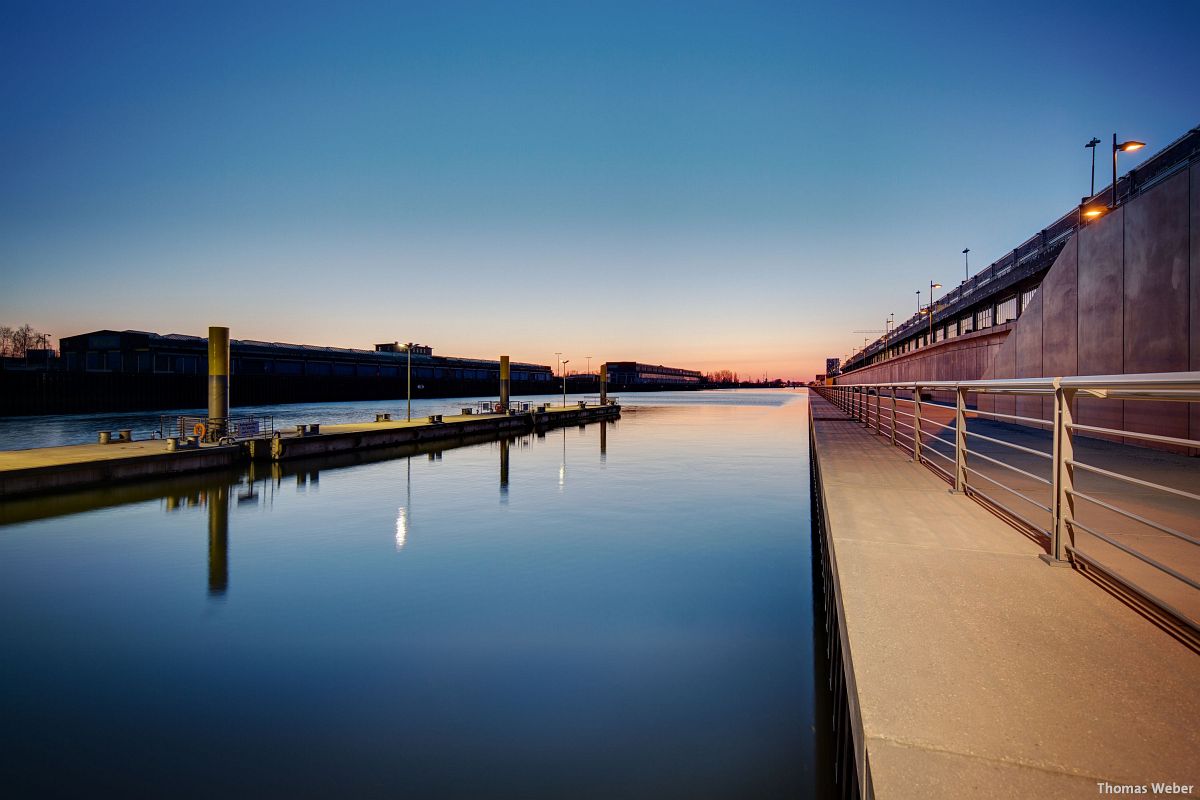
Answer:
810, 394, 1199, 799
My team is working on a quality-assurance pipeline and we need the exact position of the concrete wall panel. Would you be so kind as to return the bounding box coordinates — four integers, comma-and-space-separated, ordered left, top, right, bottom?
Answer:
1124, 170, 1190, 443
1014, 290, 1043, 421
1077, 208, 1125, 436
1192, 161, 1200, 447
1041, 235, 1078, 378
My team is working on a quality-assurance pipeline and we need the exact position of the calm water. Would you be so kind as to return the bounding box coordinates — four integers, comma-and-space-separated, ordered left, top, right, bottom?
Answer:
0, 390, 828, 798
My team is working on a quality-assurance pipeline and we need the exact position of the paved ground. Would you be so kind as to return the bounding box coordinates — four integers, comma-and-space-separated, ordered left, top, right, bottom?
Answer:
810, 393, 1199, 800
851, 395, 1200, 628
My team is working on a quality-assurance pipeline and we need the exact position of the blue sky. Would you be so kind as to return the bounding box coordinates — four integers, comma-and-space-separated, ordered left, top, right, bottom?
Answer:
2, 0, 1197, 379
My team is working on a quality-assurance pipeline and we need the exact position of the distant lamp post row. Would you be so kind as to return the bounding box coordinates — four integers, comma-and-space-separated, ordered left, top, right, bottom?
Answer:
926, 280, 942, 343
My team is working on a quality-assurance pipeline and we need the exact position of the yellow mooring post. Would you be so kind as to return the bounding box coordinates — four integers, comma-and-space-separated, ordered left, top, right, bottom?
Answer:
500, 355, 510, 411
208, 326, 230, 441
599, 362, 608, 405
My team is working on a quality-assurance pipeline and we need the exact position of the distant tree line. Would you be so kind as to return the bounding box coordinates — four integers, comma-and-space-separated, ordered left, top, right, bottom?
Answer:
705, 370, 739, 384
0, 323, 51, 357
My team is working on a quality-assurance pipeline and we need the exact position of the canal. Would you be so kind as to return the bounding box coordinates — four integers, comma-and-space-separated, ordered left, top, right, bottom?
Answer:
0, 390, 830, 798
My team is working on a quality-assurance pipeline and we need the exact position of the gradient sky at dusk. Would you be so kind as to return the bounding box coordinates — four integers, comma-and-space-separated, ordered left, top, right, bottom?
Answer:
2, 0, 1197, 379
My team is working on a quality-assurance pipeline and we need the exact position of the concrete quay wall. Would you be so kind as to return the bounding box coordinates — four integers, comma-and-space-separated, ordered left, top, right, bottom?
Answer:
0, 405, 620, 498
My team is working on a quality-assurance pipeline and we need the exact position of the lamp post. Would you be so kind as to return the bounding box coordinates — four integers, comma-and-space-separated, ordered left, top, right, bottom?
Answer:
962, 248, 970, 282
1111, 133, 1145, 208
585, 355, 592, 377
915, 289, 921, 315
926, 281, 945, 340
561, 359, 570, 408
1084, 137, 1101, 197
404, 342, 414, 421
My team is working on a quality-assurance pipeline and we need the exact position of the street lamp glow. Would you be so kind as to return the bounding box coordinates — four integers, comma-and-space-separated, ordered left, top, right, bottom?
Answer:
1083, 208, 1105, 219
1112, 133, 1146, 208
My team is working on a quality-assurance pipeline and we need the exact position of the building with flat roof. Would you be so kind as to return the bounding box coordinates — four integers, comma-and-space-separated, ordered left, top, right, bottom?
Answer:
57, 330, 553, 384
604, 362, 702, 386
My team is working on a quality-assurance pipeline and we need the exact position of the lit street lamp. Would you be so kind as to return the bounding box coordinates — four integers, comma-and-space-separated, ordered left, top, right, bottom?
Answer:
561, 359, 570, 408
1112, 133, 1145, 208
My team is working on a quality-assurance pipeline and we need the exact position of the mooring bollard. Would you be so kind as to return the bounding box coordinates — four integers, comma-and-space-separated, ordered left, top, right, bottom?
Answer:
98, 431, 112, 445
166, 437, 179, 452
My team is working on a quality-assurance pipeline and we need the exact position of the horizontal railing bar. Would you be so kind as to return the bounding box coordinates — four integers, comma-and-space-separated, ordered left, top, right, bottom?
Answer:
923, 457, 954, 482
1069, 489, 1200, 548
1068, 518, 1200, 592
964, 466, 1053, 513
965, 408, 1054, 427
963, 429, 1053, 459
1067, 423, 1200, 450
922, 446, 955, 464
918, 400, 958, 412
966, 484, 1051, 538
918, 417, 954, 432
964, 448, 1052, 486
1068, 460, 1200, 504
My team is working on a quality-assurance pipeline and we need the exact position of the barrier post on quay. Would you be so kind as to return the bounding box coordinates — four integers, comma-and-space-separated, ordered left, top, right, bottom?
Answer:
1045, 382, 1076, 566
954, 386, 967, 493
599, 363, 607, 405
499, 356, 510, 411
207, 326, 230, 442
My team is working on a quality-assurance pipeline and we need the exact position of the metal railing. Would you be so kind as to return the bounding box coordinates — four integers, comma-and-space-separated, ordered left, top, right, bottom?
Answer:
814, 374, 1200, 646
159, 414, 275, 443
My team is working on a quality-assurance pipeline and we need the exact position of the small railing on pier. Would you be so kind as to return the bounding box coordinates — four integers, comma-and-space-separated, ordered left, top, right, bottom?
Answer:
815, 374, 1200, 649
158, 415, 275, 443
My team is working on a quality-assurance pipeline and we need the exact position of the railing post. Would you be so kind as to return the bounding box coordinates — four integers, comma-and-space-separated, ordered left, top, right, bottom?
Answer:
1045, 382, 1076, 565
912, 385, 923, 463
954, 386, 967, 493
889, 388, 897, 447
873, 388, 881, 434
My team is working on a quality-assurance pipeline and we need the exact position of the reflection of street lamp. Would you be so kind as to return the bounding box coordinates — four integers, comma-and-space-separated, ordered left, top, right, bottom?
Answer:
1111, 133, 1145, 208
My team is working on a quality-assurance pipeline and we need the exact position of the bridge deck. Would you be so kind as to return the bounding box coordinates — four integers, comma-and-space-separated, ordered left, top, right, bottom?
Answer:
809, 393, 1198, 799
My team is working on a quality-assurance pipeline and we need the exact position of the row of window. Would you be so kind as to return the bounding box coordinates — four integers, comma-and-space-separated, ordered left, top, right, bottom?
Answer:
862, 289, 1034, 366
71, 351, 550, 380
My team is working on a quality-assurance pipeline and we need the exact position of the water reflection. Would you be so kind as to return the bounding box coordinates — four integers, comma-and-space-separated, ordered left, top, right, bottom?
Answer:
559, 427, 566, 490
396, 458, 411, 551
0, 391, 818, 798
207, 485, 229, 596
500, 438, 510, 502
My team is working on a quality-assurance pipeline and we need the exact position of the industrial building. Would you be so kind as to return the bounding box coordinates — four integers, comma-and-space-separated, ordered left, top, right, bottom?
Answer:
604, 362, 702, 386
57, 330, 553, 384
0, 330, 556, 415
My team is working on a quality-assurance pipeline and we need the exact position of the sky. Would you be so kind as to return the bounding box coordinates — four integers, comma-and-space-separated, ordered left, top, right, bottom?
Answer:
1, 0, 1197, 380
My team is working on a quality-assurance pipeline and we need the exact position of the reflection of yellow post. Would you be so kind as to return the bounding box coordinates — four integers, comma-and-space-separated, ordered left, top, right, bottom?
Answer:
599, 363, 607, 405
208, 484, 229, 596
500, 438, 509, 496
600, 420, 607, 461
499, 356, 510, 411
